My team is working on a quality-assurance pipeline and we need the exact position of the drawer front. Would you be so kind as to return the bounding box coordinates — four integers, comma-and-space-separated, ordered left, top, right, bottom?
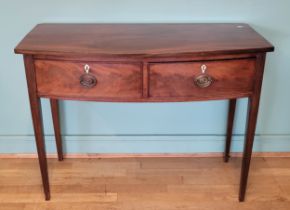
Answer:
35, 60, 142, 100
149, 59, 256, 100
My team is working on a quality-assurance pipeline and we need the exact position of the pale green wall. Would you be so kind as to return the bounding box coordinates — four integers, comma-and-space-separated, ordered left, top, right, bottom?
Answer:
0, 0, 289, 153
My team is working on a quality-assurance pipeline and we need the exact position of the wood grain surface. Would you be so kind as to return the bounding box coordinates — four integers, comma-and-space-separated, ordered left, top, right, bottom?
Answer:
149, 58, 256, 100
35, 60, 142, 99
0, 157, 289, 210
14, 24, 274, 57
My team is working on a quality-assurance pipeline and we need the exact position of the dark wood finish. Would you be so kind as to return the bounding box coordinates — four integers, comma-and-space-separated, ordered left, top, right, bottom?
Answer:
239, 54, 266, 201
32, 53, 260, 63
50, 99, 63, 161
23, 55, 50, 200
224, 99, 237, 162
34, 60, 142, 100
15, 24, 274, 201
142, 62, 149, 98
15, 24, 273, 57
149, 59, 256, 100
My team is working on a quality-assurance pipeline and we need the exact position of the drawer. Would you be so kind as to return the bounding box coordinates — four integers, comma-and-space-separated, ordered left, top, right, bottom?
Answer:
35, 60, 142, 100
149, 59, 256, 100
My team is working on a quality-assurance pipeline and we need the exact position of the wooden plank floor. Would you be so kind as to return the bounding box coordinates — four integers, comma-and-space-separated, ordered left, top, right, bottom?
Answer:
0, 157, 290, 210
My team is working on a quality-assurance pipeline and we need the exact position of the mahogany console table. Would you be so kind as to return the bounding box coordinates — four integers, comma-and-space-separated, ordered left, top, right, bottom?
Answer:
15, 23, 274, 201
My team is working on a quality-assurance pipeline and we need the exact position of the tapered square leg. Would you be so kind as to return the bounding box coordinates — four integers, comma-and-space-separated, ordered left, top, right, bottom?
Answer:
24, 55, 50, 200
239, 97, 259, 202
50, 99, 64, 161
224, 99, 237, 162
239, 53, 266, 202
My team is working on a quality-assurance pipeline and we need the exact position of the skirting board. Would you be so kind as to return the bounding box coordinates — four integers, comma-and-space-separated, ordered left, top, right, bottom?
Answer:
0, 134, 290, 154
1, 152, 290, 159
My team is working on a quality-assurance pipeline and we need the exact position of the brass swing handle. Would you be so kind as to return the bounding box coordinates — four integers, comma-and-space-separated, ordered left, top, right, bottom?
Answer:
194, 74, 213, 88
80, 64, 97, 88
